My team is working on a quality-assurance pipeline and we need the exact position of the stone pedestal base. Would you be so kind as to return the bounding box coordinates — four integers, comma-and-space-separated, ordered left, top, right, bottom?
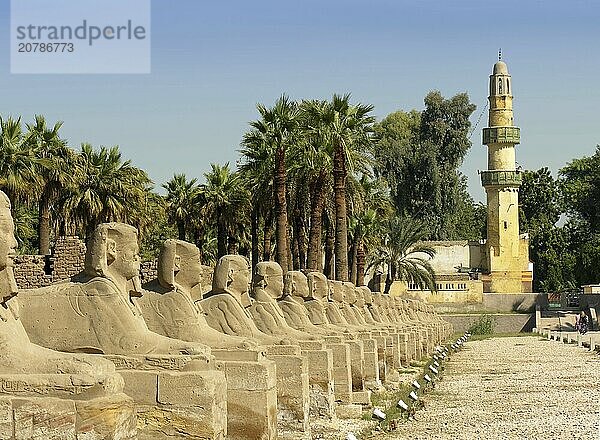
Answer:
214, 356, 278, 440
265, 346, 310, 434
324, 343, 352, 403
116, 363, 227, 440
345, 340, 365, 392
302, 349, 335, 419
357, 336, 379, 388
0, 393, 136, 440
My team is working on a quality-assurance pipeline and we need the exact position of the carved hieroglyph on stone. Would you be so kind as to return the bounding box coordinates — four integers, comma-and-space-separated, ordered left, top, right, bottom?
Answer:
138, 240, 278, 440
18, 223, 228, 440
0, 191, 136, 439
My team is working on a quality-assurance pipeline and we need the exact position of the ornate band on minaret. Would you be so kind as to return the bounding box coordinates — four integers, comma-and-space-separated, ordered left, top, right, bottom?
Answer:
481, 58, 530, 293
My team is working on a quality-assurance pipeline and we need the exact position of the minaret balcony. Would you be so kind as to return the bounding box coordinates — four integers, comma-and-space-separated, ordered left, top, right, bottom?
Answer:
483, 126, 520, 145
481, 170, 522, 187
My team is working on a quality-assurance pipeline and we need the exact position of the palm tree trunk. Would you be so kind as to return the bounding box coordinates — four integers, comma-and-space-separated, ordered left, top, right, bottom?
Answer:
194, 224, 205, 257
291, 226, 300, 270
38, 196, 51, 255
356, 241, 366, 286
324, 215, 334, 278
287, 225, 294, 272
177, 221, 186, 241
217, 210, 227, 258
263, 213, 273, 261
251, 207, 259, 270
297, 213, 307, 270
227, 235, 238, 254
349, 237, 358, 285
306, 171, 326, 271
383, 262, 395, 295
274, 145, 289, 272
333, 144, 349, 281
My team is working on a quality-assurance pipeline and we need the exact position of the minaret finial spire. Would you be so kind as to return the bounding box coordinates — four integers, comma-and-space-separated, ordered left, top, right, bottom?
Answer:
498, 48, 502, 61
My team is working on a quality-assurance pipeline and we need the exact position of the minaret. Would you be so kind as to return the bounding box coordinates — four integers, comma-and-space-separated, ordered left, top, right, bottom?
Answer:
481, 55, 526, 293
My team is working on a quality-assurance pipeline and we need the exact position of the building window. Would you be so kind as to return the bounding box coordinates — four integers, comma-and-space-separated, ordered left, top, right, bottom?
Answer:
504, 221, 508, 229
498, 78, 503, 94
507, 78, 510, 94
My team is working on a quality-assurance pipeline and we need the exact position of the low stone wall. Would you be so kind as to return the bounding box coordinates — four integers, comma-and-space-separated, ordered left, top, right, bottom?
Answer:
13, 236, 86, 289
441, 313, 535, 333
433, 293, 546, 314
12, 255, 52, 289
140, 260, 158, 284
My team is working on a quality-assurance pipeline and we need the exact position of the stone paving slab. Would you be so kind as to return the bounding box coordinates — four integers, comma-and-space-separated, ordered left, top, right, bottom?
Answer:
380, 336, 600, 439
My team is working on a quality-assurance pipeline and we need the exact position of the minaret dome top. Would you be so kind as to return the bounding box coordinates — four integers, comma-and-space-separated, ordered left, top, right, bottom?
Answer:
493, 60, 509, 75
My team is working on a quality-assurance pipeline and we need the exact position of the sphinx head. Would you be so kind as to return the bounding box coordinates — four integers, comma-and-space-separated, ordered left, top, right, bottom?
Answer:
358, 286, 372, 306
372, 291, 385, 307
0, 191, 18, 303
307, 272, 329, 301
353, 287, 365, 308
212, 255, 252, 307
284, 270, 310, 299
158, 239, 202, 294
84, 223, 140, 282
328, 280, 344, 303
253, 261, 284, 299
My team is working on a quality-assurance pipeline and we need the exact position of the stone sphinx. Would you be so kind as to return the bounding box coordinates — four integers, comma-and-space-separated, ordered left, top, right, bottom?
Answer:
249, 262, 321, 342
281, 272, 382, 398
0, 191, 136, 439
200, 255, 311, 431
20, 223, 211, 358
201, 255, 290, 346
138, 240, 278, 439
138, 239, 255, 350
248, 262, 339, 418
19, 223, 227, 439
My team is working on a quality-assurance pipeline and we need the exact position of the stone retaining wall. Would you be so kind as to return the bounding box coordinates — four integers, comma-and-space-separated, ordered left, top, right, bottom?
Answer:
441, 313, 535, 333
13, 236, 86, 289
13, 236, 162, 289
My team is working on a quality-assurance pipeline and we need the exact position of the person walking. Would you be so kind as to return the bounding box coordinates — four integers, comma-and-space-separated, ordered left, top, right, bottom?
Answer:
575, 311, 589, 335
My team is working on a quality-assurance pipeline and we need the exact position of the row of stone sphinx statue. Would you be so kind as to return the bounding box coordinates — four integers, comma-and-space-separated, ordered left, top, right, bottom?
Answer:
0, 190, 452, 440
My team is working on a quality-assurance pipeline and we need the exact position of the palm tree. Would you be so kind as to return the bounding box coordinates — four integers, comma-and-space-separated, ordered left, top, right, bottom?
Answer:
200, 163, 248, 259
245, 95, 299, 272
319, 94, 375, 281
240, 127, 276, 268
348, 208, 377, 286
367, 216, 437, 294
26, 115, 76, 255
347, 174, 394, 284
163, 173, 200, 240
60, 143, 152, 238
0, 116, 38, 203
295, 99, 334, 271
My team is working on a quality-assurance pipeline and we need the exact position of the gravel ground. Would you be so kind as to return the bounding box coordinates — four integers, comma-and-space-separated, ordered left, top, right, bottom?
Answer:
379, 336, 600, 440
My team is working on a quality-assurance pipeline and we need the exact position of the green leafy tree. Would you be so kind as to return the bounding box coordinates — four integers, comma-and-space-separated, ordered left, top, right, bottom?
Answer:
373, 92, 476, 240
519, 167, 573, 292
558, 149, 600, 287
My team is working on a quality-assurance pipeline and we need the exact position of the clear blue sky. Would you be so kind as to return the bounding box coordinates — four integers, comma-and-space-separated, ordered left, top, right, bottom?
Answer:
1, 0, 599, 202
